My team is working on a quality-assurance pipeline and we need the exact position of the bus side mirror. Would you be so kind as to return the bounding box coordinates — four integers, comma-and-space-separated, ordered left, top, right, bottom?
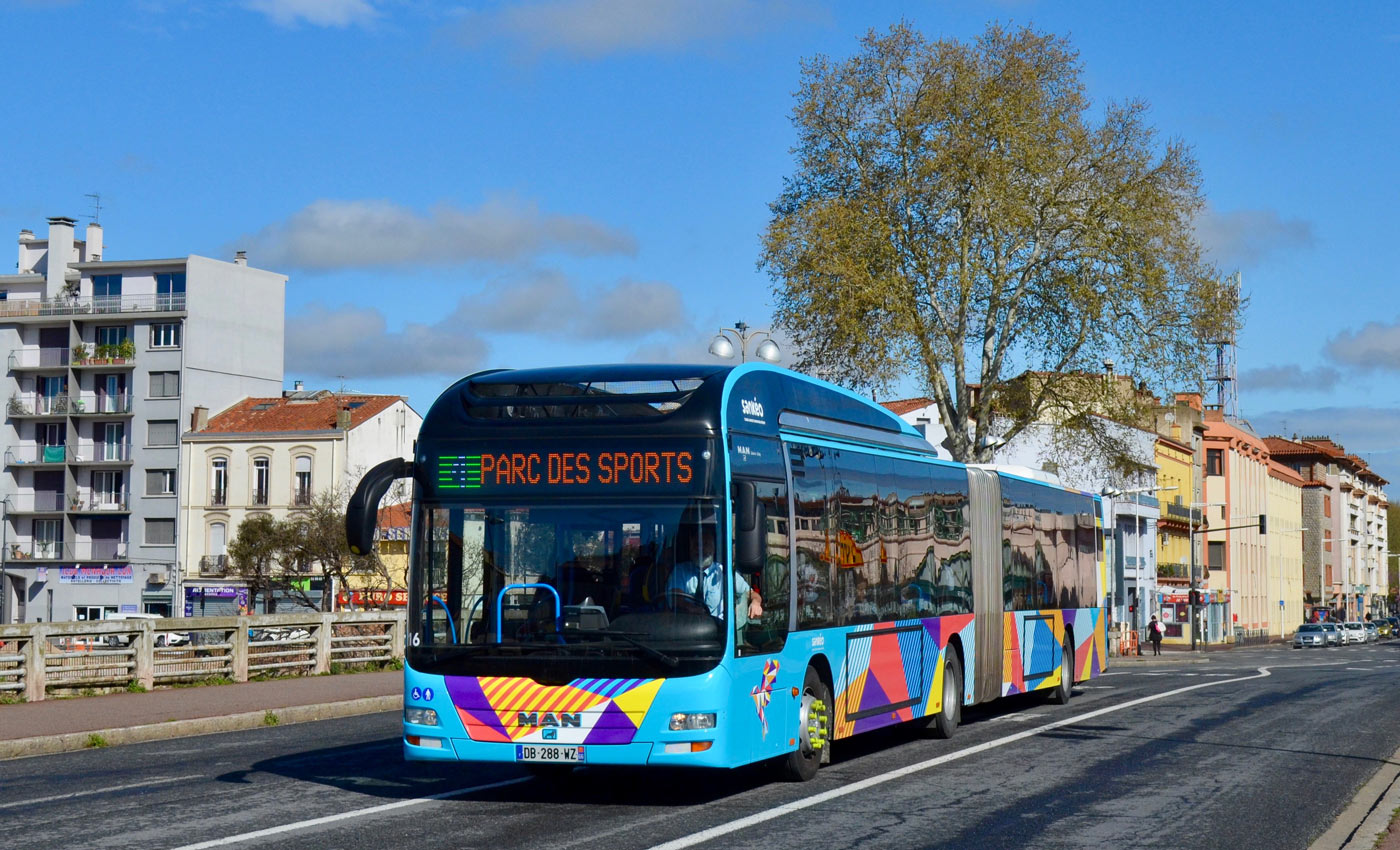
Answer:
346, 458, 414, 555
734, 481, 767, 571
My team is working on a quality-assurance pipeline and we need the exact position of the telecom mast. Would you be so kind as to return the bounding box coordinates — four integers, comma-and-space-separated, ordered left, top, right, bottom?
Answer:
1208, 271, 1241, 418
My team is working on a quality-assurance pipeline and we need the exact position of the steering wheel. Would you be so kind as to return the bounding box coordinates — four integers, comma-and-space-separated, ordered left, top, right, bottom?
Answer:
664, 588, 708, 615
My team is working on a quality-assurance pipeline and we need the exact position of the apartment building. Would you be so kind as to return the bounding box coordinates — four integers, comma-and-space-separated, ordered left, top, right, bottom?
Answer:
0, 217, 285, 623
178, 390, 420, 616
1264, 436, 1390, 621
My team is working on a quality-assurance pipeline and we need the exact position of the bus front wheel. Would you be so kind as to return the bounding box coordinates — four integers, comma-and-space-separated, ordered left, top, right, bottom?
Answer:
928, 651, 962, 739
1048, 637, 1074, 705
783, 666, 830, 782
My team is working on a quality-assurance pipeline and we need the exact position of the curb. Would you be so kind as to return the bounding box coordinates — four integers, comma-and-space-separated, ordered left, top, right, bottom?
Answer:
1310, 743, 1400, 850
0, 694, 402, 761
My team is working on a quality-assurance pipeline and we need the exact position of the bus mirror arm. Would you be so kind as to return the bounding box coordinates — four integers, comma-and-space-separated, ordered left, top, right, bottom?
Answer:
734, 481, 766, 571
346, 458, 414, 555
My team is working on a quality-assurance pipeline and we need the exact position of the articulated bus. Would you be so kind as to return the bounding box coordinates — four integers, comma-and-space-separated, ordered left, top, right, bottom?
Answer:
346, 363, 1108, 781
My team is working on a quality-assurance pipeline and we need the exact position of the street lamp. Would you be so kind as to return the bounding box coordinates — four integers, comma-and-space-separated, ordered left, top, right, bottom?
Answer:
1101, 484, 1177, 637
708, 322, 781, 364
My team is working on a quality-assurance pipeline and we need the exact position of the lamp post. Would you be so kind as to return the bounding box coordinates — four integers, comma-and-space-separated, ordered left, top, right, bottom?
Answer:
0, 495, 10, 624
707, 322, 781, 364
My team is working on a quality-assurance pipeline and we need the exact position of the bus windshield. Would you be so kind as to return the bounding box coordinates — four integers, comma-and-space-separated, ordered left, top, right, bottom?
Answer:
409, 500, 737, 678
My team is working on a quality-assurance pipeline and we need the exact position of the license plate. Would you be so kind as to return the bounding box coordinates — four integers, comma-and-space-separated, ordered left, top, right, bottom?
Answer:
515, 744, 586, 763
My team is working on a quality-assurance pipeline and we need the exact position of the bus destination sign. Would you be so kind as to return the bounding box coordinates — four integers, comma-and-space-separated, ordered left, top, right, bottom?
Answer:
432, 440, 707, 495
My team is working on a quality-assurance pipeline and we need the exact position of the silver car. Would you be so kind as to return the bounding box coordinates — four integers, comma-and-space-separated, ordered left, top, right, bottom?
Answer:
1320, 623, 1342, 646
1293, 624, 1328, 648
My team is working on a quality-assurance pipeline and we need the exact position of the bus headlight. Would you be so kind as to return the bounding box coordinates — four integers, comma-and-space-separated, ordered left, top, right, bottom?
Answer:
404, 707, 440, 726
669, 712, 716, 731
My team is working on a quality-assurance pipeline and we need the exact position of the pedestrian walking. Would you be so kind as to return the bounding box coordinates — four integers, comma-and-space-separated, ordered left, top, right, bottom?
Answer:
1149, 615, 1164, 655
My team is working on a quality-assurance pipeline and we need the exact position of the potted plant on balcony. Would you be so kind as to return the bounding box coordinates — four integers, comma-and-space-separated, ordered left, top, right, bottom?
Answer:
116, 338, 135, 362
7, 394, 26, 416
91, 343, 113, 364
72, 342, 90, 365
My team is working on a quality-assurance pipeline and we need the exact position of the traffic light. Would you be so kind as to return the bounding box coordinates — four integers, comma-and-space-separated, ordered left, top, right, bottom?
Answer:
1258, 514, 1267, 534
1189, 589, 1200, 606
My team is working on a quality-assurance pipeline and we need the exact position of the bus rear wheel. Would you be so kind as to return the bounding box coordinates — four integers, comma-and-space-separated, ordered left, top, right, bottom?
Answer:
1048, 636, 1074, 705
927, 651, 962, 739
782, 666, 830, 782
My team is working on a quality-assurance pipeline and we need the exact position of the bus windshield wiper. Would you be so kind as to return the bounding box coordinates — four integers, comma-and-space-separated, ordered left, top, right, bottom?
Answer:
593, 629, 679, 668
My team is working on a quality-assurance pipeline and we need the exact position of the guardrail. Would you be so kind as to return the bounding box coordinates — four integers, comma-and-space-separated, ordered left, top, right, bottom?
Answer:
0, 611, 405, 701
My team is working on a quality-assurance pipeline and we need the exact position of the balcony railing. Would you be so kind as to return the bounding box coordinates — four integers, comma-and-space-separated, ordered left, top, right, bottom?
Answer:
73, 540, 129, 560
210, 488, 227, 507
7, 348, 70, 370
200, 555, 229, 576
71, 441, 132, 462
0, 293, 186, 318
292, 488, 312, 507
5, 444, 71, 464
6, 394, 72, 416
68, 492, 131, 513
1158, 562, 1190, 579
5, 539, 129, 562
73, 393, 132, 415
71, 354, 135, 369
1162, 503, 1202, 524
6, 492, 67, 512
252, 489, 270, 507
6, 541, 65, 561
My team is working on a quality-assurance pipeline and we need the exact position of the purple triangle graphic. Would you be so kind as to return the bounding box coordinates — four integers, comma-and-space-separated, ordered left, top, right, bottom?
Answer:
446, 676, 509, 740
858, 670, 891, 714
584, 702, 639, 745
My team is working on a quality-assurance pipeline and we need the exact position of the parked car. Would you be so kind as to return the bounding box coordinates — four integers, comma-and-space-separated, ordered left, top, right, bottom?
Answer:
1320, 623, 1342, 646
105, 612, 191, 648
1342, 621, 1367, 645
1293, 623, 1329, 648
1364, 621, 1380, 643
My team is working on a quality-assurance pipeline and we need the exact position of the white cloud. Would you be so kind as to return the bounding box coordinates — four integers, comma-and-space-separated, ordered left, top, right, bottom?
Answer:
1239, 364, 1339, 391
449, 0, 809, 58
243, 0, 379, 28
1193, 205, 1314, 269
286, 303, 489, 378
240, 198, 636, 270
472, 271, 689, 340
1325, 319, 1400, 371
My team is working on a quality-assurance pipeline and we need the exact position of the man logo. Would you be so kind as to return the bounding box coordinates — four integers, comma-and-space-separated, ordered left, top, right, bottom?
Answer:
517, 711, 583, 728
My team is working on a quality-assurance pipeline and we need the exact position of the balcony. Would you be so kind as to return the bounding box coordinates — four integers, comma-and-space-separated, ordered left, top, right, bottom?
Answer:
5, 492, 67, 514
292, 487, 312, 507
210, 488, 227, 507
5, 444, 71, 465
70, 441, 132, 464
6, 394, 72, 418
71, 354, 135, 370
1158, 562, 1190, 580
6, 541, 65, 562
72, 393, 132, 415
7, 347, 70, 371
1161, 503, 1202, 525
0, 293, 186, 320
200, 555, 229, 576
73, 540, 129, 561
68, 492, 131, 514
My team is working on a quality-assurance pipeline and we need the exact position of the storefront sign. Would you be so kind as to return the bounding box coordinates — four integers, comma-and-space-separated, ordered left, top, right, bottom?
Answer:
336, 589, 408, 607
58, 566, 133, 584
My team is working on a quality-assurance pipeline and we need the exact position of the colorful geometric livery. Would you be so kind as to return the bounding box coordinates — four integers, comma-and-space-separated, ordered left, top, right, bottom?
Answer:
448, 676, 664, 745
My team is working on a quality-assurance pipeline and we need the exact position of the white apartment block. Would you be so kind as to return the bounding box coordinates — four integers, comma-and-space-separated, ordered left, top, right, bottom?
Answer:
179, 390, 420, 616
1, 216, 285, 623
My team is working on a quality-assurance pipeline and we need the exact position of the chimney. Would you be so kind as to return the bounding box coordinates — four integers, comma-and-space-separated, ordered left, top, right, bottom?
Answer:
294, 380, 304, 392
46, 217, 77, 299
336, 405, 352, 430
191, 406, 209, 431
17, 229, 34, 274
1102, 358, 1115, 378
234, 250, 247, 266
85, 223, 103, 261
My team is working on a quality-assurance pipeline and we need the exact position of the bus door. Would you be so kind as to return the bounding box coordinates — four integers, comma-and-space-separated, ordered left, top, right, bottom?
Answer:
729, 475, 792, 762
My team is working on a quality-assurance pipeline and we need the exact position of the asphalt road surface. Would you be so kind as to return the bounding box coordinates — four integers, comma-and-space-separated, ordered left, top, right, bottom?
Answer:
4, 643, 1399, 850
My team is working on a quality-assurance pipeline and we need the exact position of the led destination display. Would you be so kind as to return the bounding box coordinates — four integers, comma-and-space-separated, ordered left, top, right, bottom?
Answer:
432, 439, 708, 495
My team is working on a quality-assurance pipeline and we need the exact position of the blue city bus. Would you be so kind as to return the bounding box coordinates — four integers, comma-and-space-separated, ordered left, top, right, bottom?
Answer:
345, 363, 1108, 781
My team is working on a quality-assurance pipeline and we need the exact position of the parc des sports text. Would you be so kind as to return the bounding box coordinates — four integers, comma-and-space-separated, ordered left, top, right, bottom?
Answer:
479, 450, 695, 488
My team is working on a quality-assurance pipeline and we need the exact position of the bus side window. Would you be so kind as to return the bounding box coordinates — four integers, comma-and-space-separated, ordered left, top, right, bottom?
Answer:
737, 479, 790, 657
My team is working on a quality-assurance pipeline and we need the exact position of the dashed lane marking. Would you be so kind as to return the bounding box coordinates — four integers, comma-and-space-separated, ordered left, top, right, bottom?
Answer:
0, 774, 205, 810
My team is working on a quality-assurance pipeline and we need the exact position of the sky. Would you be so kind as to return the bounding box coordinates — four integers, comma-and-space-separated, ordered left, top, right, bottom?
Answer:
4, 0, 1400, 493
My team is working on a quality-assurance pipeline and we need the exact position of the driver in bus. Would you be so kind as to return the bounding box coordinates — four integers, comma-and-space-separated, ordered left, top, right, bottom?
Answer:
666, 522, 763, 627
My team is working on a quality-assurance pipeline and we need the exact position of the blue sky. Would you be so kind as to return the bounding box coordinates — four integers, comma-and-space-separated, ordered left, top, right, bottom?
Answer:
5, 0, 1400, 491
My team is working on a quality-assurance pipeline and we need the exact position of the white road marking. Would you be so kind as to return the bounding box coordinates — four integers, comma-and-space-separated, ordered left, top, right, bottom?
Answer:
646, 666, 1277, 850
1076, 685, 1115, 690
0, 774, 205, 810
990, 714, 1047, 722
164, 776, 531, 850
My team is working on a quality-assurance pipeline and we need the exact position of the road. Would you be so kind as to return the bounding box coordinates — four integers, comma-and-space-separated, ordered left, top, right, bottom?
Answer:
4, 643, 1399, 850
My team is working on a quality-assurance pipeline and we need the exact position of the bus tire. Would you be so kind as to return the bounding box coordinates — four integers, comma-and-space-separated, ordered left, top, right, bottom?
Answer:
928, 650, 962, 739
1048, 636, 1074, 705
783, 666, 830, 782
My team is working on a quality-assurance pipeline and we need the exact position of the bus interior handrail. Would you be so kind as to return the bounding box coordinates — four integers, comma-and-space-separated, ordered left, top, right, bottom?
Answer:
496, 583, 561, 643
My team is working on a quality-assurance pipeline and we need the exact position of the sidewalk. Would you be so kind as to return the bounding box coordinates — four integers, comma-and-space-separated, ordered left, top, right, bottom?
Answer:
0, 670, 402, 760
